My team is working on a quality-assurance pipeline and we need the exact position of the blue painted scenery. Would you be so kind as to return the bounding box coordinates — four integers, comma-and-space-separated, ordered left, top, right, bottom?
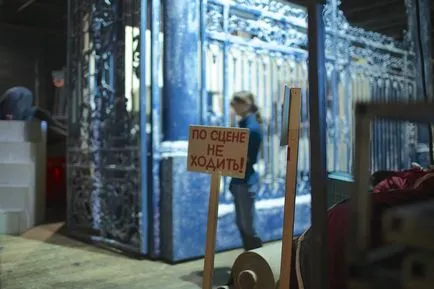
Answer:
67, 0, 419, 262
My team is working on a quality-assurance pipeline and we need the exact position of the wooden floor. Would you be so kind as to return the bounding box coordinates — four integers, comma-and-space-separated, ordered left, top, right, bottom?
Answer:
0, 223, 244, 289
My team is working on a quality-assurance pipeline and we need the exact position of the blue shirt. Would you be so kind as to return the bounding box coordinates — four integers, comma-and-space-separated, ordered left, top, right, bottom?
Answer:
230, 114, 263, 190
0, 86, 34, 120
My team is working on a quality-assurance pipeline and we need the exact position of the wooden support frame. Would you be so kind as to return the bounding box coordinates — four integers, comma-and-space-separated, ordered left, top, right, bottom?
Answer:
349, 102, 434, 285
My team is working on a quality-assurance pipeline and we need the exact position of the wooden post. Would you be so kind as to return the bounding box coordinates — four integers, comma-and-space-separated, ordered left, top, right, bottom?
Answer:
202, 172, 221, 289
279, 87, 302, 289
187, 125, 250, 289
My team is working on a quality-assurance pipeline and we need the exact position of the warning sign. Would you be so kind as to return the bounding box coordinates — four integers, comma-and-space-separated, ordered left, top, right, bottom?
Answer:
187, 125, 250, 178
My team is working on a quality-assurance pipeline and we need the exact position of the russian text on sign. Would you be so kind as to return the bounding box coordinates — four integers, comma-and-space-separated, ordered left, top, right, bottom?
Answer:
187, 126, 250, 178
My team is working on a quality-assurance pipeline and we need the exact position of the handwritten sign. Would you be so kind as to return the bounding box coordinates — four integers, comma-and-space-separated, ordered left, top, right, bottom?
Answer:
187, 125, 250, 289
187, 126, 250, 178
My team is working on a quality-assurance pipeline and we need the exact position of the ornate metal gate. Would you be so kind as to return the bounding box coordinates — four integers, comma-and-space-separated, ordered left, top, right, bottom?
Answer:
66, 0, 147, 255
203, 0, 312, 237
201, 0, 417, 237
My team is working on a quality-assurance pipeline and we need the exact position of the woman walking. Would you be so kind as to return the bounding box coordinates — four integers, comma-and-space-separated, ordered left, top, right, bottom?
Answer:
229, 91, 263, 251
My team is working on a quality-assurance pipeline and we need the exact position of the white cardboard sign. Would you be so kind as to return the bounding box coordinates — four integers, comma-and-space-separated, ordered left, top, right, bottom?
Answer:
187, 125, 250, 289
187, 125, 250, 179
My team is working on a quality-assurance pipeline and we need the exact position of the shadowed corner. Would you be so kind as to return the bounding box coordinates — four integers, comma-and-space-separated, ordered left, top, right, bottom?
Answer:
180, 266, 232, 288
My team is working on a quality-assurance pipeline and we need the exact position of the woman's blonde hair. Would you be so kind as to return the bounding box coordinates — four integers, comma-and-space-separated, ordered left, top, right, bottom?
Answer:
232, 91, 262, 124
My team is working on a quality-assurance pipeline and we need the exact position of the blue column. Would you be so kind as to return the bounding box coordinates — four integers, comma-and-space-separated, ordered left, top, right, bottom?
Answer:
163, 0, 200, 141
159, 0, 209, 262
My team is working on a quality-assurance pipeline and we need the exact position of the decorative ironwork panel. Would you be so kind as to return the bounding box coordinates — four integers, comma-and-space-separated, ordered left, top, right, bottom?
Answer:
203, 0, 417, 204
323, 0, 416, 174
67, 0, 145, 254
205, 0, 309, 207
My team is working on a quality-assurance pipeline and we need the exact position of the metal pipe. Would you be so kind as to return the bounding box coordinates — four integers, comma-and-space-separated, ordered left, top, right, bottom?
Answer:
307, 1, 328, 289
65, 0, 73, 229
140, 0, 149, 253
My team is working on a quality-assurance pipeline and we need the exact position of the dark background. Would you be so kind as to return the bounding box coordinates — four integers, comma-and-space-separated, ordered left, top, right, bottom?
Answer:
0, 0, 66, 111
0, 0, 430, 111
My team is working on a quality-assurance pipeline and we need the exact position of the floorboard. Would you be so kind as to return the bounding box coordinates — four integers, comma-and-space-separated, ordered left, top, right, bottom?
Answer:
0, 223, 246, 289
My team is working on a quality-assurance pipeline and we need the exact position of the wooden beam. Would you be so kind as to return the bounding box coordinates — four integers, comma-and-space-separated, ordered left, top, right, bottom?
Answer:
367, 20, 407, 32
353, 15, 406, 29
348, 4, 405, 25
0, 21, 64, 35
17, 0, 36, 12
374, 26, 406, 39
345, 0, 401, 15
374, 29, 404, 38
340, 0, 378, 10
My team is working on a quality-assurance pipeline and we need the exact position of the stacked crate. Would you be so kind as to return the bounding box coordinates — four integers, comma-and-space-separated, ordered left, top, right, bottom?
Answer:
0, 121, 46, 235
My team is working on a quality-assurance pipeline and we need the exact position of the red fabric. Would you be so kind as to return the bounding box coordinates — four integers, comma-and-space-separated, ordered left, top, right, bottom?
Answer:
327, 188, 434, 289
46, 156, 66, 204
327, 201, 350, 289
289, 168, 434, 289
413, 173, 434, 191
372, 168, 427, 193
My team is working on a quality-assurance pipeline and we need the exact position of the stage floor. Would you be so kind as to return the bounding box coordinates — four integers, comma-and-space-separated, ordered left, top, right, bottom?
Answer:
0, 223, 245, 289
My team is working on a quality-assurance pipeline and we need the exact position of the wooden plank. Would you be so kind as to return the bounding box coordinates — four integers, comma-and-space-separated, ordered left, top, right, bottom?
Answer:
383, 200, 434, 250
279, 88, 302, 289
0, 226, 247, 289
202, 172, 221, 289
